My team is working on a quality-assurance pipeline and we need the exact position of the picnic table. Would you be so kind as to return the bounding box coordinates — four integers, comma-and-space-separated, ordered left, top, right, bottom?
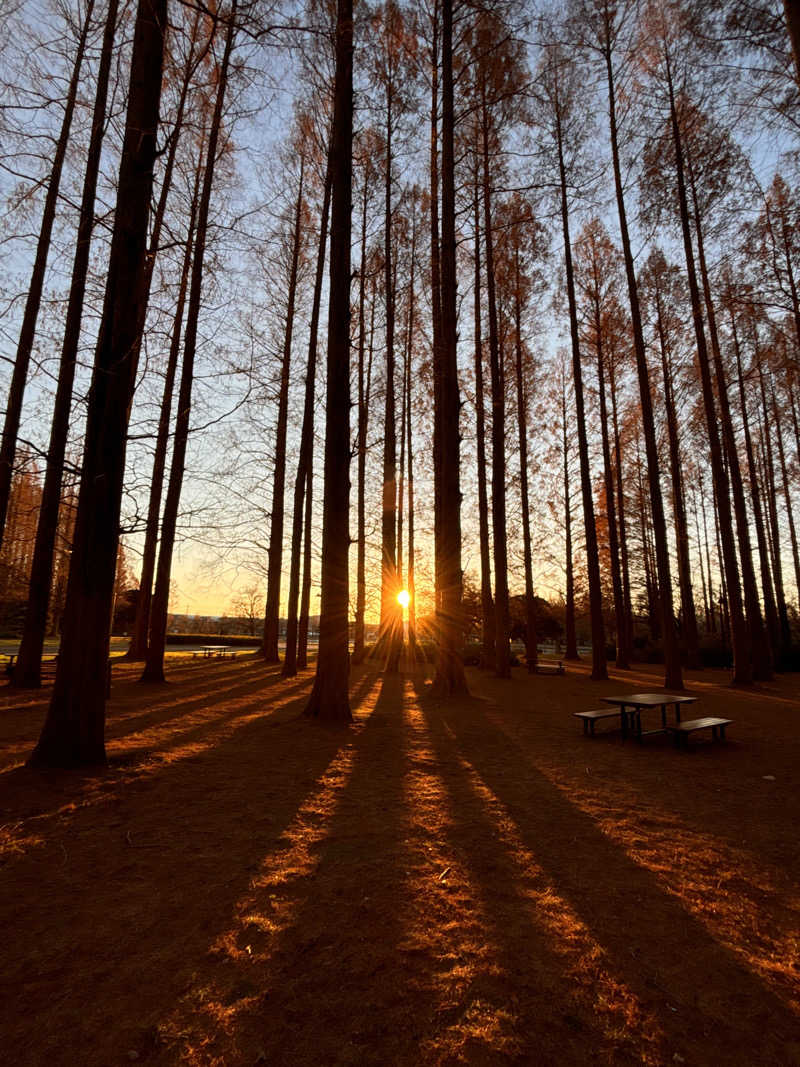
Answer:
197, 645, 235, 659
600, 692, 697, 742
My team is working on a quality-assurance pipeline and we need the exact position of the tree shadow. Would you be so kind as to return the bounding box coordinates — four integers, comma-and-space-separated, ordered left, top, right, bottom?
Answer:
0, 670, 369, 1066
416, 676, 800, 1063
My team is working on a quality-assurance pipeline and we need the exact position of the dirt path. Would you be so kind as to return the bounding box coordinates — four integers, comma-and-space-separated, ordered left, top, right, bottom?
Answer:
0, 657, 798, 1065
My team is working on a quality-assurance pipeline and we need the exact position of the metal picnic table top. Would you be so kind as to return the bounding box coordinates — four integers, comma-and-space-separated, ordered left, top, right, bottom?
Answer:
600, 692, 697, 740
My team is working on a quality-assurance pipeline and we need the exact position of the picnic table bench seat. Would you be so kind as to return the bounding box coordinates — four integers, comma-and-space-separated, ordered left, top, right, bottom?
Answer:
535, 660, 565, 675
667, 716, 733, 748
574, 708, 621, 735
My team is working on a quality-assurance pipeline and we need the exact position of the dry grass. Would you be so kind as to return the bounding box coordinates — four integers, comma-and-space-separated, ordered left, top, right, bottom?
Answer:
0, 654, 798, 1065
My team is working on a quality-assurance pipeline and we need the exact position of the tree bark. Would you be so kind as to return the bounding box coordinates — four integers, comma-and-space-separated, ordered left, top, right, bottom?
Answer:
482, 89, 510, 679
431, 0, 467, 696
125, 9, 206, 663
685, 148, 771, 680
514, 249, 537, 672
555, 95, 606, 680
263, 157, 305, 662
378, 79, 401, 672
561, 379, 579, 659
472, 164, 494, 669
730, 308, 785, 659
651, 274, 701, 668
142, 1, 237, 684
29, 0, 167, 767
13, 0, 118, 689
0, 0, 95, 553
664, 56, 752, 684
604, 35, 682, 688
285, 151, 332, 677
304, 0, 354, 721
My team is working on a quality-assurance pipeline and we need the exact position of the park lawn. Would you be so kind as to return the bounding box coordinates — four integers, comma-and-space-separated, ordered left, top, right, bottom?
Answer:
0, 656, 798, 1065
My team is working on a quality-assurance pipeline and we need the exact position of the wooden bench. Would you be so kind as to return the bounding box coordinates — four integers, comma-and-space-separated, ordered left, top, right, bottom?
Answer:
574, 708, 622, 736
668, 717, 733, 748
536, 660, 565, 675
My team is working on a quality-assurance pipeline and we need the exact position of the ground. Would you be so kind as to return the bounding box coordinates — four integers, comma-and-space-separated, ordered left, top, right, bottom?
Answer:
0, 656, 798, 1066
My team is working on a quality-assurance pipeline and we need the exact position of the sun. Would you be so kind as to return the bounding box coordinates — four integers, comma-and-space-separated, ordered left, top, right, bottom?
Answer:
397, 589, 410, 609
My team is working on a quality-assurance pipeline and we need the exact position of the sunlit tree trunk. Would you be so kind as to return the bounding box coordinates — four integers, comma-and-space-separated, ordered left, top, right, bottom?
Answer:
126, 9, 206, 663
263, 158, 305, 662
514, 249, 537, 672
304, 0, 353, 721
352, 264, 375, 667
0, 0, 95, 554
142, 1, 237, 684
379, 78, 401, 672
284, 149, 330, 677
607, 353, 634, 660
685, 149, 771, 680
297, 462, 314, 669
431, 0, 467, 696
665, 57, 752, 684
586, 266, 628, 669
472, 160, 494, 669
771, 381, 800, 603
555, 102, 606, 680
13, 0, 118, 688
729, 309, 785, 658
406, 298, 417, 658
561, 380, 579, 660
30, 0, 167, 767
604, 35, 681, 688
651, 277, 701, 669
482, 88, 509, 679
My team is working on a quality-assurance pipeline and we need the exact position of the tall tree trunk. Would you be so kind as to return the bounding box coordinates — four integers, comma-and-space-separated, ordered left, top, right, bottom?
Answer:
406, 293, 417, 658
142, 1, 237, 684
13, 0, 118, 689
636, 439, 660, 641
607, 352, 634, 660
429, 0, 443, 621
29, 0, 167, 767
284, 147, 331, 677
771, 381, 800, 603
472, 165, 494, 669
590, 277, 629, 669
555, 97, 606, 680
379, 84, 401, 672
664, 56, 752, 684
514, 249, 537, 672
652, 278, 701, 668
754, 339, 793, 649
263, 157, 305, 662
304, 0, 353, 721
125, 10, 206, 663
604, 37, 681, 688
699, 484, 716, 633
692, 486, 711, 634
729, 309, 785, 659
351, 255, 375, 667
0, 0, 95, 553
297, 461, 314, 670
561, 380, 579, 659
685, 151, 771, 680
482, 90, 510, 679
431, 0, 467, 696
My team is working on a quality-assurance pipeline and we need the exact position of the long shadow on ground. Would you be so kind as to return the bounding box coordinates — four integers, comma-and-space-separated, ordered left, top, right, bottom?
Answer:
414, 673, 800, 1065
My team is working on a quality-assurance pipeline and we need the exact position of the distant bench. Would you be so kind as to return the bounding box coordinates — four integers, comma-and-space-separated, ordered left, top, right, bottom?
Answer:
667, 717, 733, 749
193, 646, 237, 660
574, 708, 621, 736
535, 660, 565, 676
